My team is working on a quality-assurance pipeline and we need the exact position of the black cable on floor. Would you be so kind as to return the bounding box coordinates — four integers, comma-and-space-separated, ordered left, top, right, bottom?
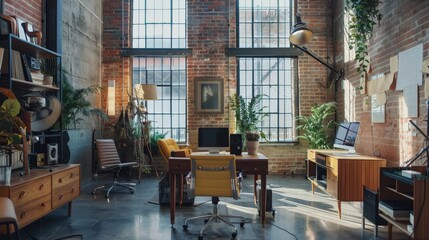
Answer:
271, 222, 299, 240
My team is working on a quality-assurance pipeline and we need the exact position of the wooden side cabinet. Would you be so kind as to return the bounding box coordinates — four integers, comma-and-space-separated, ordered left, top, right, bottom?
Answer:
0, 164, 80, 228
379, 167, 429, 240
306, 149, 386, 218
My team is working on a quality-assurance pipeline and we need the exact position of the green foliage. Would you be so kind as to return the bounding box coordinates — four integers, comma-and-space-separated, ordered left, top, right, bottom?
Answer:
149, 131, 167, 155
0, 89, 26, 149
346, 0, 382, 77
229, 94, 268, 141
40, 58, 59, 76
296, 102, 337, 149
62, 78, 108, 129
245, 132, 260, 141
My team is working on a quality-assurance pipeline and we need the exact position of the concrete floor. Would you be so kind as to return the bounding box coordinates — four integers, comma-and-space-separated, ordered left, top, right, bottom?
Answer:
19, 174, 409, 240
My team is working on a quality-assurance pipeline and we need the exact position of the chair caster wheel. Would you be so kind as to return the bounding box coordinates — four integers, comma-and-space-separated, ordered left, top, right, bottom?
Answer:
91, 191, 96, 195
182, 224, 188, 230
232, 232, 237, 239
204, 219, 209, 224
198, 235, 203, 240
130, 189, 134, 194
240, 222, 245, 227
105, 194, 109, 198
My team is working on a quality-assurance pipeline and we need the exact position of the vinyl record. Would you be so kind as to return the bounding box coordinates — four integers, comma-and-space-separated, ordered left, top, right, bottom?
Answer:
31, 96, 61, 131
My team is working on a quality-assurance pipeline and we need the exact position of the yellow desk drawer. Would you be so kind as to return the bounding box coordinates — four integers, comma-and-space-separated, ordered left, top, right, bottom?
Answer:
16, 194, 51, 227
10, 176, 51, 209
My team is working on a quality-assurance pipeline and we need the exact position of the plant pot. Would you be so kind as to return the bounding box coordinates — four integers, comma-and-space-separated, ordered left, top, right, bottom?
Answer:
0, 166, 11, 186
43, 75, 53, 86
247, 140, 259, 155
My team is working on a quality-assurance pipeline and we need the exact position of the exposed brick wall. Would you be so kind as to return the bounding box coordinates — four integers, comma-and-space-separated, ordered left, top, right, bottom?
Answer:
101, 0, 335, 174
102, 0, 131, 138
4, 0, 42, 31
334, 1, 429, 166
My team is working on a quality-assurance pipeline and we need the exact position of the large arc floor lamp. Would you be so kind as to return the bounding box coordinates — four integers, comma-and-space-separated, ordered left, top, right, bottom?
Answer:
290, 13, 343, 82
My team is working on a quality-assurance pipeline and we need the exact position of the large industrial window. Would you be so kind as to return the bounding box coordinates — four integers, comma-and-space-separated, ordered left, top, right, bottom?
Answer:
131, 0, 187, 142
237, 0, 297, 142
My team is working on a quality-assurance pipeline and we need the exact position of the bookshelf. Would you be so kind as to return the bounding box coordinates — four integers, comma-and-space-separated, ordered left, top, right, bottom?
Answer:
0, 33, 62, 168
379, 166, 429, 239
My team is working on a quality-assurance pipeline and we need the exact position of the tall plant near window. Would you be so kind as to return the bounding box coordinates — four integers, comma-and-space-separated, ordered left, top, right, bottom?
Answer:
346, 0, 383, 77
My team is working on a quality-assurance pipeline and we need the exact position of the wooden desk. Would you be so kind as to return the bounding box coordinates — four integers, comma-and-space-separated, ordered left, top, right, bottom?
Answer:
0, 164, 80, 228
169, 153, 269, 225
307, 149, 386, 218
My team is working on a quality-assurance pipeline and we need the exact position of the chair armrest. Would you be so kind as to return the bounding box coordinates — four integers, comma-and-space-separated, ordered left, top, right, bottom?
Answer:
171, 150, 190, 157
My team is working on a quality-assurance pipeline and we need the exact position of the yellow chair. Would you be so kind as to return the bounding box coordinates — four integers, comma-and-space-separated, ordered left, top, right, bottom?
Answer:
183, 154, 246, 240
157, 138, 192, 164
157, 138, 193, 205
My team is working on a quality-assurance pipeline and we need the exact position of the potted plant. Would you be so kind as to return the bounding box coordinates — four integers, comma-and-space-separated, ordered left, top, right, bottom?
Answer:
245, 131, 260, 155
0, 88, 29, 180
296, 101, 337, 149
40, 58, 58, 86
229, 94, 268, 154
61, 78, 108, 130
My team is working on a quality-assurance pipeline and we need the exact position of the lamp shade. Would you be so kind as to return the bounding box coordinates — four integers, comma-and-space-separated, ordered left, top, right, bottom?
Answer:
134, 84, 158, 100
290, 13, 313, 46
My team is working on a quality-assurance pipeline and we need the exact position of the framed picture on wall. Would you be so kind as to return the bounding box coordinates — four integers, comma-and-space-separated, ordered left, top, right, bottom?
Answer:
195, 77, 224, 113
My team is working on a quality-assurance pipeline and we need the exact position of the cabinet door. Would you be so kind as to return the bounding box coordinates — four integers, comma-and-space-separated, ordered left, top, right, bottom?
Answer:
52, 166, 80, 208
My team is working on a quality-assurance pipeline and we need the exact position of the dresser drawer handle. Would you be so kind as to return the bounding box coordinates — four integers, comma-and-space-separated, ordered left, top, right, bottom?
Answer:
20, 212, 26, 219
58, 178, 63, 183
39, 184, 44, 190
19, 191, 25, 199
70, 173, 74, 178
59, 194, 64, 200
41, 202, 46, 207
71, 188, 75, 193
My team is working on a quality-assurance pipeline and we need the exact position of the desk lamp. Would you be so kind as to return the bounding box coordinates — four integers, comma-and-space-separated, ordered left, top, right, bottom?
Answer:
290, 13, 343, 82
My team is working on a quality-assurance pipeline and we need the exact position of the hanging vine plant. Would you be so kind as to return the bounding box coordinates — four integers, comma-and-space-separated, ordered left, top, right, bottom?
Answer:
345, 0, 383, 77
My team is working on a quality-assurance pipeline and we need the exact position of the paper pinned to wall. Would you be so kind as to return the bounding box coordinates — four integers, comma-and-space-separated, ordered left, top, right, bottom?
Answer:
367, 74, 386, 96
390, 55, 398, 73
396, 44, 423, 90
423, 58, 429, 74
371, 93, 385, 123
401, 84, 418, 118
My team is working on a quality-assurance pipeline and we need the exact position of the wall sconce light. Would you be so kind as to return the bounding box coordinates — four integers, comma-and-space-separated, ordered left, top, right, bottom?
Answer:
107, 80, 115, 116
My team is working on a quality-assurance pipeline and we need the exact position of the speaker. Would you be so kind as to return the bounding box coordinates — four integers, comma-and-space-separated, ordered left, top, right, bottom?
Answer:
47, 143, 58, 165
229, 134, 242, 155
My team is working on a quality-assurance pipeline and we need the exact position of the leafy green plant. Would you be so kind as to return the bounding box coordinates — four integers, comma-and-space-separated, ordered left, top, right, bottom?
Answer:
296, 102, 337, 149
40, 58, 59, 76
62, 78, 108, 129
229, 94, 268, 141
245, 132, 260, 141
346, 0, 382, 77
149, 131, 167, 155
0, 88, 26, 150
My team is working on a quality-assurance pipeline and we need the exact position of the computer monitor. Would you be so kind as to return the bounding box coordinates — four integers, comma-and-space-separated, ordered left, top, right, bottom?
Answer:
198, 127, 229, 154
333, 122, 360, 153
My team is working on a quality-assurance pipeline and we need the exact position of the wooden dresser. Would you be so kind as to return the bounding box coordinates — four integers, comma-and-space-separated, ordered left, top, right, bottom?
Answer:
306, 149, 386, 218
0, 164, 80, 228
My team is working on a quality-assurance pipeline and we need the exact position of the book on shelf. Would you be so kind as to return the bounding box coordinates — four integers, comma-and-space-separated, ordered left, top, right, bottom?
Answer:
21, 53, 32, 82
30, 70, 44, 85
379, 200, 413, 220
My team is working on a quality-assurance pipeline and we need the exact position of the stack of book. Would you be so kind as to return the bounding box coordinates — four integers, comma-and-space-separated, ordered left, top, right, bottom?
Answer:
30, 70, 44, 85
379, 200, 413, 220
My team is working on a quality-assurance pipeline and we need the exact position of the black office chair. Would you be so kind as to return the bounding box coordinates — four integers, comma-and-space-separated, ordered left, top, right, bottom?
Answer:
92, 139, 137, 198
362, 185, 387, 237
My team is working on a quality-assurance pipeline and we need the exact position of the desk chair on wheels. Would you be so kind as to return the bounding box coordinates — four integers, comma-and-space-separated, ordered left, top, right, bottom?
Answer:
92, 139, 137, 198
182, 154, 246, 240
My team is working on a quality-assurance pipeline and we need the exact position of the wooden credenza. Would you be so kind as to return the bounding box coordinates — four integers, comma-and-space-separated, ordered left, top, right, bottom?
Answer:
306, 149, 386, 218
0, 164, 80, 228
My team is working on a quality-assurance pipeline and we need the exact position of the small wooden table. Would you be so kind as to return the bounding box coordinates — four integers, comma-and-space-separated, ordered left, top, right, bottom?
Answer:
169, 153, 269, 226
